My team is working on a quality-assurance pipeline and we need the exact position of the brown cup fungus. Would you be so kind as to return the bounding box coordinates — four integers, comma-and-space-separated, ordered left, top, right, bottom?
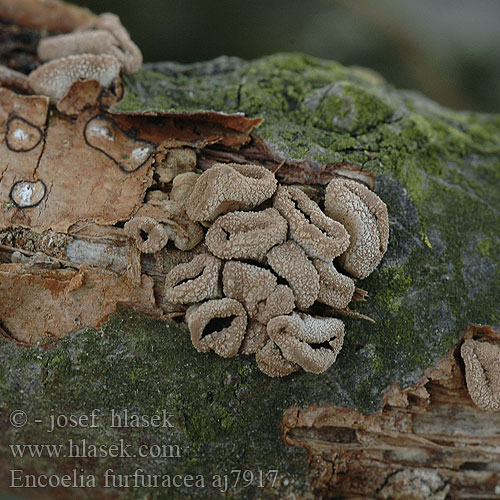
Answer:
124, 216, 169, 254
273, 185, 350, 261
205, 208, 287, 261
267, 241, 320, 310
2, 1, 390, 376
267, 314, 345, 374
256, 340, 300, 377
240, 321, 269, 355
313, 259, 355, 309
28, 54, 121, 103
164, 254, 222, 305
186, 298, 247, 358
165, 164, 389, 376
185, 163, 278, 222
222, 261, 295, 322
325, 178, 389, 279
461, 339, 500, 412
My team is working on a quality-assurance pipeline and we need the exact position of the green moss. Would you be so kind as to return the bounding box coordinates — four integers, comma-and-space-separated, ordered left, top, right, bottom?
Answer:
477, 238, 492, 257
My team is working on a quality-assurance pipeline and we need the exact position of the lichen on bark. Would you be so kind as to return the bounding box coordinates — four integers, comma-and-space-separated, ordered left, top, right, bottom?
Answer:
1, 53, 500, 499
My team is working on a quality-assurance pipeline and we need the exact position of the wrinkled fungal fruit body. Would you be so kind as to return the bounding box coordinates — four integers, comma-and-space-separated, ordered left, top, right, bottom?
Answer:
163, 162, 389, 377
187, 298, 247, 358
0, 5, 389, 376
461, 339, 500, 412
206, 208, 287, 261
274, 185, 350, 261
185, 163, 277, 222
28, 54, 121, 103
325, 178, 389, 279
164, 254, 222, 304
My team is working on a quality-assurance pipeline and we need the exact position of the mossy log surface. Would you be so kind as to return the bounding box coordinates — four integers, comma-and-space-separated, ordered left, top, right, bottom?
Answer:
1, 53, 500, 499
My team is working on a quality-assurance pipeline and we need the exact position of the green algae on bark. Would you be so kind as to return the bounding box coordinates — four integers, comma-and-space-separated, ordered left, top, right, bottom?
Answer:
1, 53, 500, 499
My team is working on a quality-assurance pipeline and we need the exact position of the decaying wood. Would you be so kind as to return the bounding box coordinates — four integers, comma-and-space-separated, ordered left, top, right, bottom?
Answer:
0, 262, 160, 343
281, 325, 500, 500
0, 77, 372, 343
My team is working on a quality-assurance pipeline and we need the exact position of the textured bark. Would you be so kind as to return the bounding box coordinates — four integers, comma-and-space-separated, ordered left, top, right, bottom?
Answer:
282, 325, 500, 500
0, 52, 499, 500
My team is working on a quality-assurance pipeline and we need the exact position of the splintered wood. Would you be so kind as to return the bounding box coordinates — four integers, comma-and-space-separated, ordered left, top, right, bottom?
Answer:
281, 325, 500, 500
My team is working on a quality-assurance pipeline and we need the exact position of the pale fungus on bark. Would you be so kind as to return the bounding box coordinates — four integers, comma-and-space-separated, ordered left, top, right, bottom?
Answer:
274, 185, 350, 261
156, 148, 198, 185
222, 261, 294, 322
185, 163, 278, 222
240, 321, 269, 355
205, 208, 288, 261
186, 298, 247, 358
253, 284, 295, 325
223, 261, 276, 314
255, 339, 300, 378
28, 54, 121, 103
267, 241, 320, 310
77, 13, 143, 74
0, 0, 95, 33
135, 199, 203, 252
163, 218, 204, 252
170, 172, 200, 205
325, 177, 389, 279
313, 259, 355, 309
38, 30, 120, 63
163, 254, 222, 305
1, 2, 392, 379
461, 339, 500, 412
267, 314, 345, 374
123, 216, 169, 254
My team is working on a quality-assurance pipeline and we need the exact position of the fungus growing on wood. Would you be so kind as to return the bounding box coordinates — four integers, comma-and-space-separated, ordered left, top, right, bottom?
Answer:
206, 208, 288, 261
156, 148, 197, 185
254, 284, 295, 325
255, 339, 300, 377
313, 259, 355, 309
164, 254, 222, 304
185, 163, 278, 222
267, 241, 320, 310
77, 13, 143, 74
38, 30, 119, 62
136, 199, 203, 251
222, 261, 294, 322
240, 321, 269, 355
267, 313, 345, 374
325, 178, 389, 279
274, 185, 350, 261
124, 216, 169, 254
186, 298, 247, 358
461, 339, 500, 412
28, 54, 121, 103
10, 180, 46, 208
0, 0, 95, 33
170, 172, 200, 205
163, 218, 204, 252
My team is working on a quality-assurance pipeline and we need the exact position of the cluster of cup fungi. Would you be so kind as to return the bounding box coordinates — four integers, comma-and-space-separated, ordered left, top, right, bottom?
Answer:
0, 1, 390, 377
124, 162, 389, 377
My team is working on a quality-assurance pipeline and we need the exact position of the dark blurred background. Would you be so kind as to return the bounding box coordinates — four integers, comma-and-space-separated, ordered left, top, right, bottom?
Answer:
72, 0, 500, 113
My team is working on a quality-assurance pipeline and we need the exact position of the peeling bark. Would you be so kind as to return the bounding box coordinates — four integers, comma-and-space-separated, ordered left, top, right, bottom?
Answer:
281, 325, 500, 499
